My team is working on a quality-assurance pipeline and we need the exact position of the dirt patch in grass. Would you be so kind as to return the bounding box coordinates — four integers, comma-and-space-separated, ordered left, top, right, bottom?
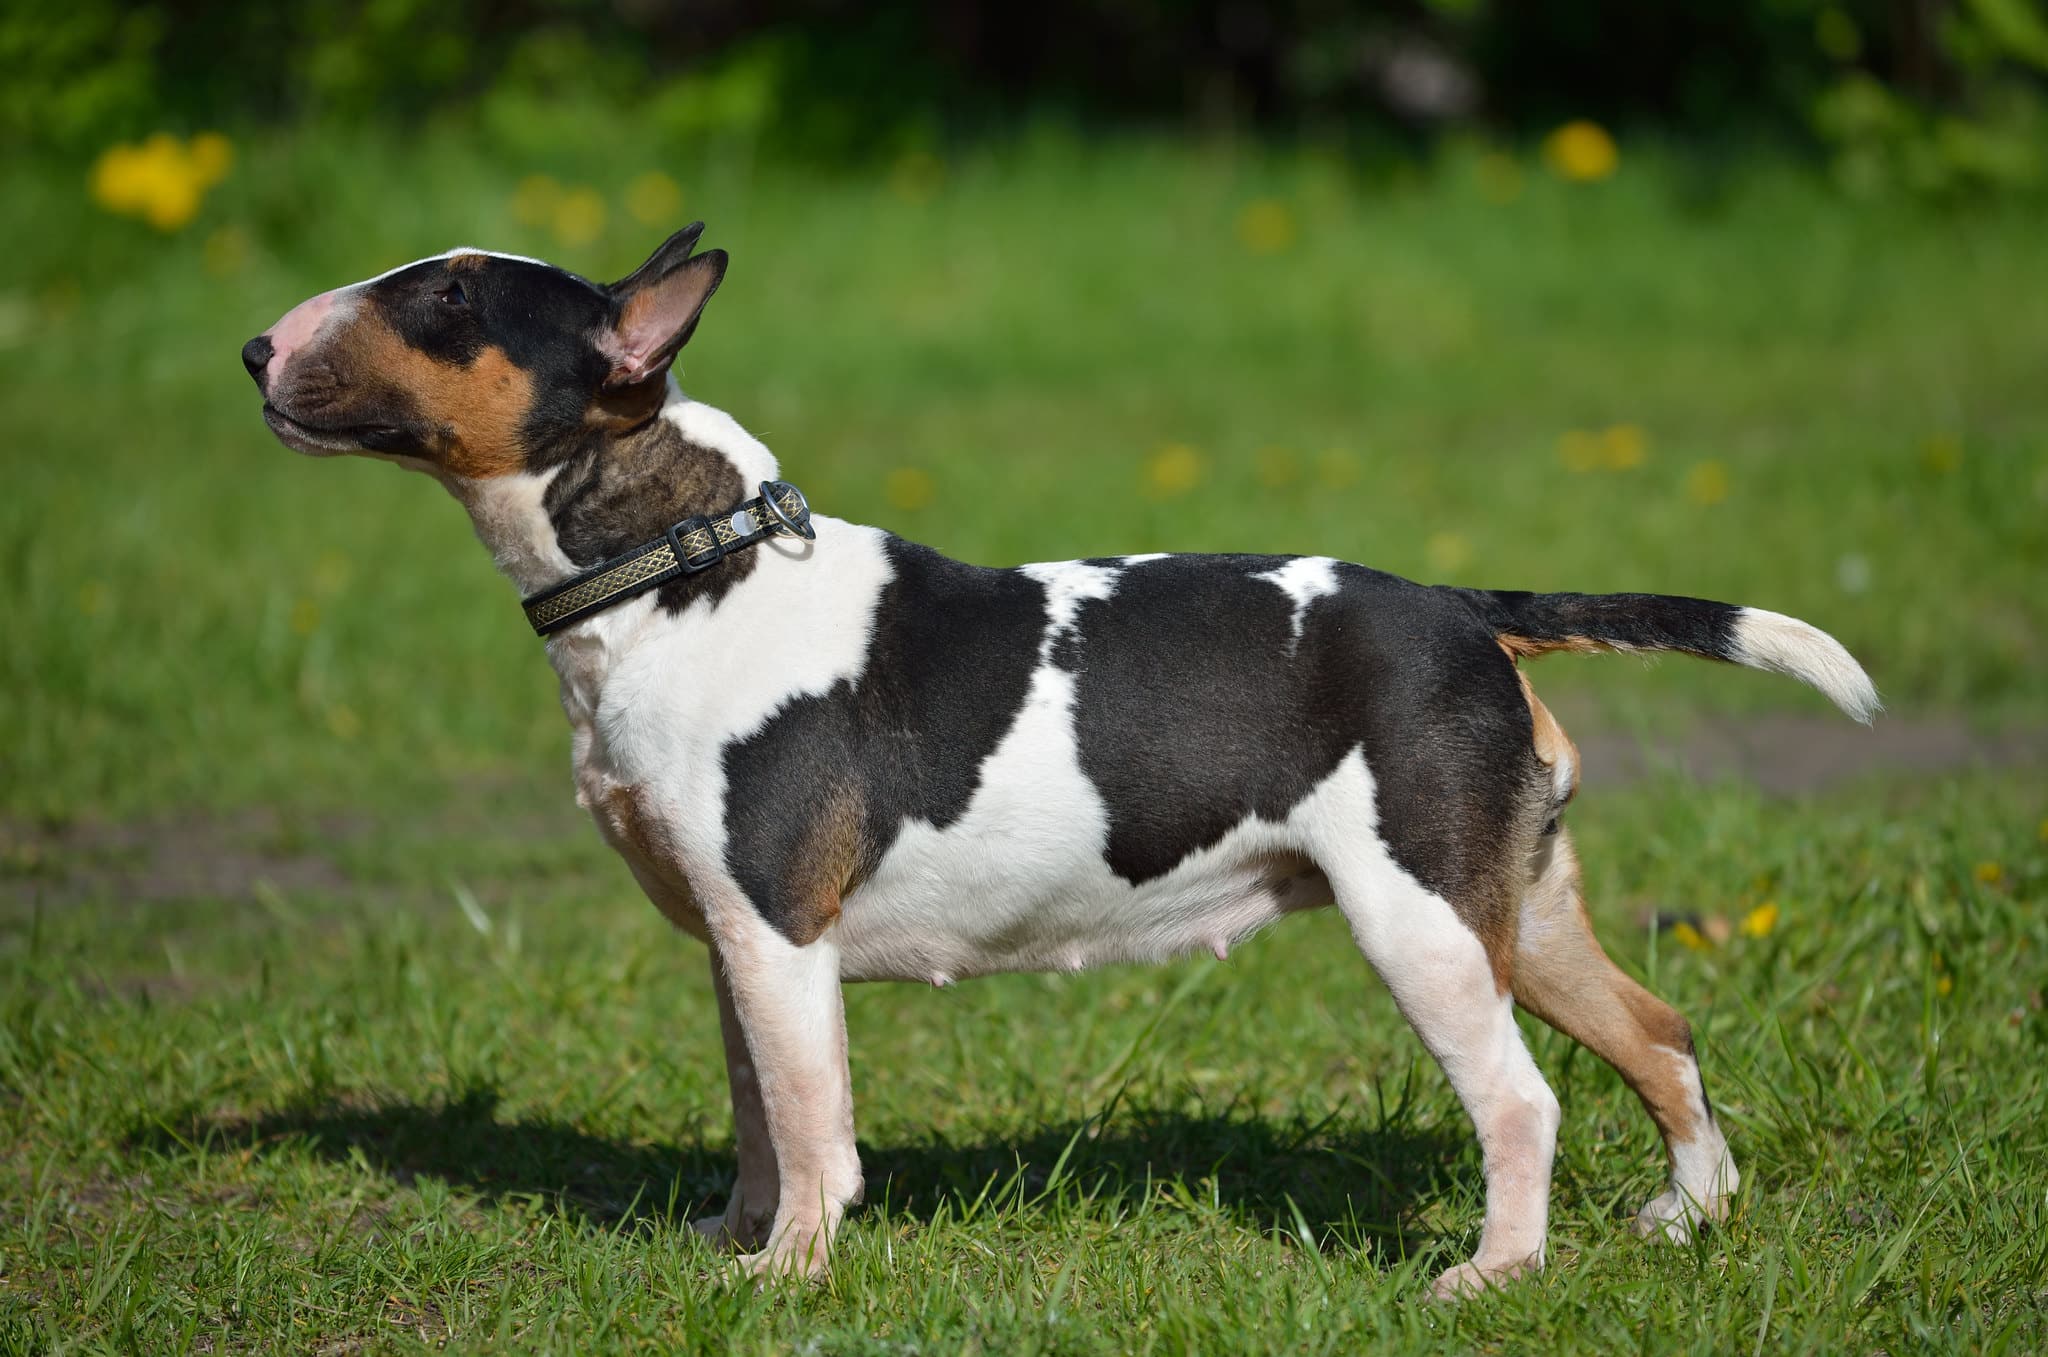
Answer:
0, 807, 363, 907
1572, 711, 2047, 796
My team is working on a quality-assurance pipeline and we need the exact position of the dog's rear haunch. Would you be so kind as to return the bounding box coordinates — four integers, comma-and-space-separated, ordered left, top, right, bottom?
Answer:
244, 225, 1875, 1298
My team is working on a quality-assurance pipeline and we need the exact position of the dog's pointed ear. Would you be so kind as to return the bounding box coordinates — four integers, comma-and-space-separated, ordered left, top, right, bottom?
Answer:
599, 224, 728, 390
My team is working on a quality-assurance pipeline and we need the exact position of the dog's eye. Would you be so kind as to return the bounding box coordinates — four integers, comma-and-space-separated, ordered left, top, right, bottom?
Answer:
436, 282, 467, 306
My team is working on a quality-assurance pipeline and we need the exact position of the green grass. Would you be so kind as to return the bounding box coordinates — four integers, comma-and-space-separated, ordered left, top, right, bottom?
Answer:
4, 775, 2043, 1352
3, 126, 2046, 1351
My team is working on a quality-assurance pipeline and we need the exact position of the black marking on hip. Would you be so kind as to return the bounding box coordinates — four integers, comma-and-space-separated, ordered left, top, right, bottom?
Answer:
1064, 558, 1541, 913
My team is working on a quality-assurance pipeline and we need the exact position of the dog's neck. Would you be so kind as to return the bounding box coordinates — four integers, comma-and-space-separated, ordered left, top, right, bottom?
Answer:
442, 385, 782, 601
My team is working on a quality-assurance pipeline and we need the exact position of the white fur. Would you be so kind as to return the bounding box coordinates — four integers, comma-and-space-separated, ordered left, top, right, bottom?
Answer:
363, 248, 553, 286
1017, 560, 1120, 662
1254, 556, 1340, 648
1732, 607, 1880, 724
447, 466, 573, 594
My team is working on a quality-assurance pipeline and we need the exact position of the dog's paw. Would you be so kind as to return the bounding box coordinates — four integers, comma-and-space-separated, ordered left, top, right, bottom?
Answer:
1631, 1185, 1732, 1244
735, 1223, 832, 1284
1428, 1255, 1538, 1301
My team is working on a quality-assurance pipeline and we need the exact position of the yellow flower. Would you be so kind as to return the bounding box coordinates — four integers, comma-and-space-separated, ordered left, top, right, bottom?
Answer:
1235, 199, 1297, 255
1922, 433, 1962, 474
289, 598, 320, 636
889, 151, 945, 205
1558, 429, 1601, 473
1685, 459, 1730, 506
1601, 424, 1648, 470
1146, 444, 1205, 498
2039, 818, 2048, 843
511, 174, 562, 228
1741, 901, 1779, 938
1936, 973, 1954, 996
90, 132, 227, 232
624, 171, 684, 228
1974, 861, 2004, 885
1426, 532, 1472, 574
1671, 921, 1709, 951
1542, 121, 1619, 183
1255, 446, 1301, 489
1476, 152, 1523, 205
326, 704, 363, 740
884, 467, 935, 511
552, 187, 608, 248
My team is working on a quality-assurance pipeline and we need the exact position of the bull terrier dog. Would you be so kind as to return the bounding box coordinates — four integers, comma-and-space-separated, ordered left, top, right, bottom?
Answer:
243, 224, 1877, 1296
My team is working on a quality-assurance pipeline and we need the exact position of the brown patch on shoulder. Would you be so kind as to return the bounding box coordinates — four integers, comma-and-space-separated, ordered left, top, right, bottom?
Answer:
541, 406, 759, 614
596, 784, 704, 935
350, 312, 536, 478
772, 787, 870, 945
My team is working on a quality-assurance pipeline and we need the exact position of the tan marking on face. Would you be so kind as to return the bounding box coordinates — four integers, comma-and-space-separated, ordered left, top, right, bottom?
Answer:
1510, 834, 1709, 1149
349, 312, 536, 478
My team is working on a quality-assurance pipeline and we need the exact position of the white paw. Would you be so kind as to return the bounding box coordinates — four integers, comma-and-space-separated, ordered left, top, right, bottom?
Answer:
1429, 1255, 1539, 1301
735, 1220, 832, 1283
1631, 1181, 1733, 1243
1635, 1139, 1739, 1242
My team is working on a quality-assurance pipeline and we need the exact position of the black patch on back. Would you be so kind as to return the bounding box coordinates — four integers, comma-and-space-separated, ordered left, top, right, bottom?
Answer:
1066, 558, 1540, 910
721, 538, 1048, 941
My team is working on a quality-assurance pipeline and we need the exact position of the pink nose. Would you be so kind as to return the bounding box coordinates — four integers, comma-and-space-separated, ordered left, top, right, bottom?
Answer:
259, 288, 340, 384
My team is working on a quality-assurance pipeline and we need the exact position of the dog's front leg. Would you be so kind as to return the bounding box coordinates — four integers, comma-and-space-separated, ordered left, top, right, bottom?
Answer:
691, 944, 781, 1251
709, 911, 862, 1281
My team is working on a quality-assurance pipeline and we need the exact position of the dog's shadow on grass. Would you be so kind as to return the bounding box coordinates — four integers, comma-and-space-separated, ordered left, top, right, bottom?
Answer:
126, 1085, 1469, 1263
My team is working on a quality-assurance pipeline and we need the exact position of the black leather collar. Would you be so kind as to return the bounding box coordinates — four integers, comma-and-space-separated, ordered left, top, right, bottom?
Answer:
521, 480, 814, 636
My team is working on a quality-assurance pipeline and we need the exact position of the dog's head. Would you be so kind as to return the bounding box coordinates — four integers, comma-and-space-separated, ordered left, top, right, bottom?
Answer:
242, 225, 727, 477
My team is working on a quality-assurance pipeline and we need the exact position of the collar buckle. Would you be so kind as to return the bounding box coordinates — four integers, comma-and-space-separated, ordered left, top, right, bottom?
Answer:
667, 516, 725, 573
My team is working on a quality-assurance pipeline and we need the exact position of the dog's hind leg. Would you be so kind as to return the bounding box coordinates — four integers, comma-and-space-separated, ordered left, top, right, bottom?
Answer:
1327, 855, 1561, 1299
690, 945, 782, 1252
1510, 829, 1737, 1242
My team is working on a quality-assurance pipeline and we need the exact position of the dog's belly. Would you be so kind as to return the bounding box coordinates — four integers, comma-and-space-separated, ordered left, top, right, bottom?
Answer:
835, 849, 1331, 984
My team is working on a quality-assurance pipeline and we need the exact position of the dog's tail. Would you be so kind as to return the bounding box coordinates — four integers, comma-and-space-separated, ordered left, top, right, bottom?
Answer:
1453, 588, 1879, 724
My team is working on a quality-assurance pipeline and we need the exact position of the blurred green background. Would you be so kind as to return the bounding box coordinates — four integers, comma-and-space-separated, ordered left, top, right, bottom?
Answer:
3, 0, 2045, 817
3, 5, 2047, 1353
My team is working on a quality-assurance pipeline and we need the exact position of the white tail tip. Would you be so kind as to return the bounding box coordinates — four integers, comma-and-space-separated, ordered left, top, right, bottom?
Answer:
1731, 608, 1881, 724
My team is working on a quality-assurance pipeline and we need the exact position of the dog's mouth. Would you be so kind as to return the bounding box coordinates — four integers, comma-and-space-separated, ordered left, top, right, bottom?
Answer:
261, 403, 398, 457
